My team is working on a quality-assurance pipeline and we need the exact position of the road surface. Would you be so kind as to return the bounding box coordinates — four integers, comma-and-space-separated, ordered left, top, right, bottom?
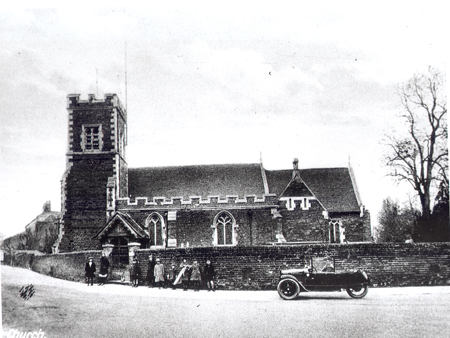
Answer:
2, 265, 450, 338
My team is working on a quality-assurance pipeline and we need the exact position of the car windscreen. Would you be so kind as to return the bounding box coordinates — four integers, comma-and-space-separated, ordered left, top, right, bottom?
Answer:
312, 257, 335, 272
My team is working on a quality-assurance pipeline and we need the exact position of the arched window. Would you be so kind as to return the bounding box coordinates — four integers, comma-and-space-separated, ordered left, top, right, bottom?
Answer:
329, 219, 344, 243
145, 213, 166, 247
213, 211, 238, 246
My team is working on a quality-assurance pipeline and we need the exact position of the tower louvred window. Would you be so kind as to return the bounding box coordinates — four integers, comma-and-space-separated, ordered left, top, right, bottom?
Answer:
86, 127, 99, 149
82, 125, 102, 151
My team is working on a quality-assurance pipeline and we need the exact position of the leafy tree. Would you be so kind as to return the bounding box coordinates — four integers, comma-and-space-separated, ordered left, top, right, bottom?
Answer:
415, 178, 450, 242
433, 177, 449, 215
385, 67, 447, 225
376, 197, 418, 242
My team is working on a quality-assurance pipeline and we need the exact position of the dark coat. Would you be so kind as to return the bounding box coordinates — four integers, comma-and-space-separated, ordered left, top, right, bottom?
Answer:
99, 256, 110, 275
130, 263, 141, 278
146, 260, 156, 281
85, 262, 96, 278
203, 263, 215, 280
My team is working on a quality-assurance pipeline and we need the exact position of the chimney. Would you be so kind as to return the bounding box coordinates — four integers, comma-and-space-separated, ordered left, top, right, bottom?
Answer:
43, 200, 51, 213
292, 158, 301, 182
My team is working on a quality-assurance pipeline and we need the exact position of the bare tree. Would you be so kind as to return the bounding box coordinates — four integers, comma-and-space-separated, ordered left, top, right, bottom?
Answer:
385, 67, 447, 218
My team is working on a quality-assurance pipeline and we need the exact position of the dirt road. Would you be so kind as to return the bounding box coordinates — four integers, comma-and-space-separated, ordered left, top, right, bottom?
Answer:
2, 265, 450, 338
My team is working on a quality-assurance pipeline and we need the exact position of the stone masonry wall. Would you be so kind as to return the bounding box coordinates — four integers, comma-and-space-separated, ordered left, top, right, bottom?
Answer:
279, 199, 328, 242
26, 243, 450, 289
58, 154, 115, 252
126, 208, 279, 248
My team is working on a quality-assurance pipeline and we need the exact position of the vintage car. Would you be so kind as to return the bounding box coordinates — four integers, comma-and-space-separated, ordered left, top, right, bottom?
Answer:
277, 257, 370, 300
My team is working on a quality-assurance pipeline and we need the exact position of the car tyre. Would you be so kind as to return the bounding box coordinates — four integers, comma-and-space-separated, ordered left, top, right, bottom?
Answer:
346, 285, 368, 299
277, 278, 300, 300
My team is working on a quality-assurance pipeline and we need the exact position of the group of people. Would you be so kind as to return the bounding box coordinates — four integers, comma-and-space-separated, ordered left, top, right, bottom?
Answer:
86, 253, 216, 291
84, 252, 110, 286
145, 255, 216, 291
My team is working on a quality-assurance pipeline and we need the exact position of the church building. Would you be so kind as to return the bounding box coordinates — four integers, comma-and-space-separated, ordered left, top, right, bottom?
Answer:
54, 93, 371, 262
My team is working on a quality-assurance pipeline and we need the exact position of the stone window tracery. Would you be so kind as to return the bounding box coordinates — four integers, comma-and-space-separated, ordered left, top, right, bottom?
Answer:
146, 213, 166, 247
212, 211, 238, 246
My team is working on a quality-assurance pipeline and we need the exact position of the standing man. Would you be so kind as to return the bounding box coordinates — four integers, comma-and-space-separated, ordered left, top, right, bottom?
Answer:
85, 257, 96, 286
98, 252, 110, 286
203, 259, 216, 291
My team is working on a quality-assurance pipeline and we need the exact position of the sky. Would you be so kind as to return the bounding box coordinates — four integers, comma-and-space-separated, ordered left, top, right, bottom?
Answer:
0, 2, 447, 238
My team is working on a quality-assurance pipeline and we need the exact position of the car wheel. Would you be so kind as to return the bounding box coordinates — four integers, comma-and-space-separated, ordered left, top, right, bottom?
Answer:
346, 285, 368, 299
277, 278, 300, 300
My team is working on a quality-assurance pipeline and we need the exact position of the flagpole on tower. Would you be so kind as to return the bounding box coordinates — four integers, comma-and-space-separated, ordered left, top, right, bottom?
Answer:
96, 68, 99, 97
125, 41, 128, 111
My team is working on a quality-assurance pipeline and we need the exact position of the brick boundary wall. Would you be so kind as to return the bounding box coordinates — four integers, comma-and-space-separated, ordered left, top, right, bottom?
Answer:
30, 250, 102, 282
15, 243, 450, 289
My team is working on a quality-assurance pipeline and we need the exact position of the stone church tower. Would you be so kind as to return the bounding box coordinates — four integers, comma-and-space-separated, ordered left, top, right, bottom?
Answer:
55, 94, 128, 252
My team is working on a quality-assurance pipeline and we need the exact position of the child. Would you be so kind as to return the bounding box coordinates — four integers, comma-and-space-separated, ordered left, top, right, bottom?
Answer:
154, 258, 165, 288
178, 259, 192, 291
130, 259, 141, 287
190, 261, 202, 291
167, 263, 177, 289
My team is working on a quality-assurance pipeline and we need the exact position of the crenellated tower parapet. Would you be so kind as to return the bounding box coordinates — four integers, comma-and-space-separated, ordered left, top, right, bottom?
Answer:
67, 93, 127, 121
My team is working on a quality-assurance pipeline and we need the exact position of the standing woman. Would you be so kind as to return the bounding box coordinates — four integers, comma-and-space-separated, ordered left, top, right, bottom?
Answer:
98, 252, 110, 286
146, 255, 156, 288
